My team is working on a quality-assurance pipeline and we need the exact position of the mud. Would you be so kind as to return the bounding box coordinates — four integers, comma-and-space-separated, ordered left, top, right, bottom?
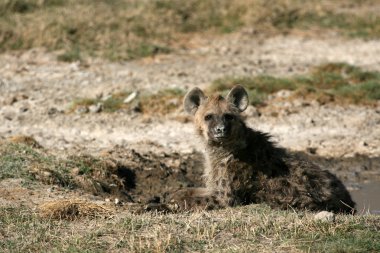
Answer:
95, 148, 380, 213
104, 149, 380, 213
100, 147, 204, 204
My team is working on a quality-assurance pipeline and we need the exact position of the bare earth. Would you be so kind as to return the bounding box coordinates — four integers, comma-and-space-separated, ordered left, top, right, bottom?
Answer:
1, 32, 380, 211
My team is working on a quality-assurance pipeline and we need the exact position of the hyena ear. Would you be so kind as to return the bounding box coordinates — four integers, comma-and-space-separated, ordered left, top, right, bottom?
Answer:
183, 87, 206, 115
226, 85, 249, 112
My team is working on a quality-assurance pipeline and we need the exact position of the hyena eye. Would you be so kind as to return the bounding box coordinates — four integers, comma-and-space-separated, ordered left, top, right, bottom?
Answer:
204, 114, 213, 121
224, 114, 234, 121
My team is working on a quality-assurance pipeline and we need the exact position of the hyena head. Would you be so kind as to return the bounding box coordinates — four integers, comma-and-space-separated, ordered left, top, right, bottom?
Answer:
184, 85, 249, 146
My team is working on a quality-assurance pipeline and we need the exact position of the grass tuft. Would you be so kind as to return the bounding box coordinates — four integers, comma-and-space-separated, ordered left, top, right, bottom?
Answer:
38, 199, 114, 220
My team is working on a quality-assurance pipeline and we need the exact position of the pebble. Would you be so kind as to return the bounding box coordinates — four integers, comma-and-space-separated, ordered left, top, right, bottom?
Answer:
314, 211, 335, 222
75, 106, 89, 114
89, 103, 103, 113
123, 91, 138, 104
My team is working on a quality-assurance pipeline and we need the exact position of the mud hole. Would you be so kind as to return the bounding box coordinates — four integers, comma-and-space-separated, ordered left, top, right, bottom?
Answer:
98, 147, 205, 205
9, 141, 377, 214
110, 150, 380, 214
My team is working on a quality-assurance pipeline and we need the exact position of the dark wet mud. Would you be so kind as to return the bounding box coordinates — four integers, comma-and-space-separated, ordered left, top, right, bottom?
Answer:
102, 148, 380, 214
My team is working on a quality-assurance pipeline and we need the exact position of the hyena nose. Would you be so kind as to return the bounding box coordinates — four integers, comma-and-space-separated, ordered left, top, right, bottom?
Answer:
215, 125, 225, 134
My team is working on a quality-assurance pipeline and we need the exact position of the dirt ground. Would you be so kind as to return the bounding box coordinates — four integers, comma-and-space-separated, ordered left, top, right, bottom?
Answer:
1, 32, 380, 213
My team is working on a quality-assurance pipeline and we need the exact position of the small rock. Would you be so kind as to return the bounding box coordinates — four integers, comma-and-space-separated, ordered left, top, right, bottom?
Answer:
123, 91, 138, 104
5, 96, 18, 105
19, 106, 29, 113
96, 92, 103, 99
89, 103, 103, 113
114, 198, 120, 205
43, 171, 52, 177
314, 211, 335, 222
167, 98, 179, 106
69, 62, 80, 71
48, 107, 58, 115
308, 119, 316, 125
275, 90, 292, 98
101, 95, 112, 101
75, 106, 89, 114
71, 167, 80, 176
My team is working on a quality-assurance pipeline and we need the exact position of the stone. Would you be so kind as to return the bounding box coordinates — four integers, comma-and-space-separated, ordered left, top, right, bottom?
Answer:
314, 211, 335, 222
89, 103, 103, 113
123, 91, 138, 104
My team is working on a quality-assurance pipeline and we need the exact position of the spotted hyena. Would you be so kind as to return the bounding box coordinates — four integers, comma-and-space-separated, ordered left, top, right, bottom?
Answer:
168, 85, 355, 213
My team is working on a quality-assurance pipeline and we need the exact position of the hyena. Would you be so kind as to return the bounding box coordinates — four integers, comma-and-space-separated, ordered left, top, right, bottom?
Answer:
168, 85, 355, 213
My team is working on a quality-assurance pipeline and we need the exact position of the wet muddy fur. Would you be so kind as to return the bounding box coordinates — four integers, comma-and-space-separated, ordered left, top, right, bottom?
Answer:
173, 85, 355, 213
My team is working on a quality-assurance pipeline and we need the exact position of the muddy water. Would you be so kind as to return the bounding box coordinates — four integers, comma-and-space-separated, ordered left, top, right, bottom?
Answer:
303, 153, 380, 215
351, 181, 380, 214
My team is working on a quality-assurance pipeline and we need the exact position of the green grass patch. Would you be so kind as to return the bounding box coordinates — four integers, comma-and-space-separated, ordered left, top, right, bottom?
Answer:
0, 142, 39, 181
0, 142, 72, 186
211, 62, 380, 105
1, 205, 379, 252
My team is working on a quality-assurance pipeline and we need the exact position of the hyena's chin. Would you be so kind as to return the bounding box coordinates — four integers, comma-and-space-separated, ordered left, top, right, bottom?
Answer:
207, 134, 234, 145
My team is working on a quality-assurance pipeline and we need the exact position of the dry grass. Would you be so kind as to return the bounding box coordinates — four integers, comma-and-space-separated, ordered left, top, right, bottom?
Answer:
7, 135, 43, 149
1, 205, 379, 252
0, 0, 379, 61
38, 199, 114, 220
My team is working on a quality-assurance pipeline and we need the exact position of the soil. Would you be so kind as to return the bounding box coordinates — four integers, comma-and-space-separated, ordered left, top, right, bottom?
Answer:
1, 32, 380, 214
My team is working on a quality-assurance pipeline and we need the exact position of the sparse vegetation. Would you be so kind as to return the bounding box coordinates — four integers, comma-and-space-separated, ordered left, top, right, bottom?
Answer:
211, 62, 380, 105
70, 63, 380, 114
71, 88, 186, 114
1, 205, 379, 252
0, 0, 379, 61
